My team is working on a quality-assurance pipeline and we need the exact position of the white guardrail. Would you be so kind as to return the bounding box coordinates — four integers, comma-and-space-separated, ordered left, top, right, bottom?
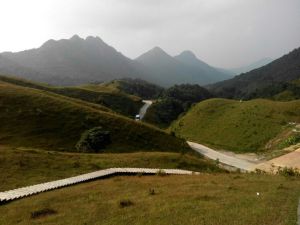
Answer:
0, 168, 199, 204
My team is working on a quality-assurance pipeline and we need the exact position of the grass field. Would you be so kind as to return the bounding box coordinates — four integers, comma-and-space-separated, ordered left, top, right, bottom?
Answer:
171, 98, 300, 153
0, 81, 188, 152
0, 173, 299, 225
0, 146, 221, 191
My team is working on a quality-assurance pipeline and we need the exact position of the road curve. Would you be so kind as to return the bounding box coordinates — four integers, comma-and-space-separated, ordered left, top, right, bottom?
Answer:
139, 100, 153, 120
187, 141, 257, 171
138, 101, 257, 172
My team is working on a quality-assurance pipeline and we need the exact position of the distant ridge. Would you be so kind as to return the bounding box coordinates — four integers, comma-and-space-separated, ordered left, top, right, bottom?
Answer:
228, 58, 274, 75
210, 47, 300, 99
136, 47, 231, 86
0, 35, 144, 86
0, 35, 233, 87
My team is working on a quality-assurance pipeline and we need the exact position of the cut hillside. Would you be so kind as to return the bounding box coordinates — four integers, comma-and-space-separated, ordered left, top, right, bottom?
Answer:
0, 81, 189, 152
0, 75, 142, 117
171, 98, 300, 153
210, 47, 300, 99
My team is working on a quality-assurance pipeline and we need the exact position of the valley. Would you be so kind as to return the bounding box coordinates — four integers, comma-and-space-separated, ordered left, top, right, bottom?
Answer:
0, 17, 299, 224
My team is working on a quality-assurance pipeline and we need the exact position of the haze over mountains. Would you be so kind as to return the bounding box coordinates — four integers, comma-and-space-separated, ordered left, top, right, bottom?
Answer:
0, 35, 232, 87
227, 57, 274, 75
136, 47, 232, 86
210, 47, 300, 99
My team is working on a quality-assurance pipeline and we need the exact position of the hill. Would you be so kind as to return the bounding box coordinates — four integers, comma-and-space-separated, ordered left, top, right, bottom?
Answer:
0, 80, 189, 152
84, 78, 164, 99
227, 57, 274, 75
136, 47, 231, 86
0, 35, 145, 86
171, 98, 300, 153
210, 47, 300, 99
0, 146, 221, 191
0, 75, 142, 117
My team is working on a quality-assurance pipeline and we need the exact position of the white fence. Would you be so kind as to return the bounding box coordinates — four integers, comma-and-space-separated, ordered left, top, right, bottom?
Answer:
0, 168, 199, 203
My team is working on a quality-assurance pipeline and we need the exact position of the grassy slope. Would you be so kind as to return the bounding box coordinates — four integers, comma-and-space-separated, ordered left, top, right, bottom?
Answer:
0, 146, 222, 191
0, 81, 188, 152
0, 75, 142, 117
1, 174, 299, 225
171, 98, 300, 153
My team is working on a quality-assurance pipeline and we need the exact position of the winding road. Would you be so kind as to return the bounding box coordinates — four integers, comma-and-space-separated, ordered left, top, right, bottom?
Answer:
139, 100, 153, 120
187, 141, 257, 171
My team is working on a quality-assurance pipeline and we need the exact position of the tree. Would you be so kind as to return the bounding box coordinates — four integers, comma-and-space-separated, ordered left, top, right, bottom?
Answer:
76, 127, 111, 153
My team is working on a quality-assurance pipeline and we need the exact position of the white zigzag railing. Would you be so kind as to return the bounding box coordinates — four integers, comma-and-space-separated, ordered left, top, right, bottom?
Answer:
0, 168, 199, 203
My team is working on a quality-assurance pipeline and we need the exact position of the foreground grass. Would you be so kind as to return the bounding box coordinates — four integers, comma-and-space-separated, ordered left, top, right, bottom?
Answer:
0, 146, 221, 191
0, 174, 299, 225
171, 98, 300, 153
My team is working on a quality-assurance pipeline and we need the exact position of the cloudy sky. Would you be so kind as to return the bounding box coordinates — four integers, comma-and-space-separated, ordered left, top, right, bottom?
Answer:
0, 0, 299, 68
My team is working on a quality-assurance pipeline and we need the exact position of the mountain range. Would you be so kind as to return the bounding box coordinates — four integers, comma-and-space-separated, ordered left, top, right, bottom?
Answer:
0, 35, 232, 87
210, 47, 300, 99
226, 58, 274, 75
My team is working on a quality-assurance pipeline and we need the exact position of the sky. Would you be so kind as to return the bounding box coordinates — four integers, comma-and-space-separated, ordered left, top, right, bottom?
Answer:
0, 0, 299, 68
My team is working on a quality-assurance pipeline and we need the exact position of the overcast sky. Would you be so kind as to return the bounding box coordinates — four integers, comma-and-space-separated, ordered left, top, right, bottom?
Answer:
0, 0, 299, 68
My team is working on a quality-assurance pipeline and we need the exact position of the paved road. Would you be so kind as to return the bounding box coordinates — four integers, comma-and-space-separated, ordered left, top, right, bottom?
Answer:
187, 141, 257, 171
139, 100, 153, 120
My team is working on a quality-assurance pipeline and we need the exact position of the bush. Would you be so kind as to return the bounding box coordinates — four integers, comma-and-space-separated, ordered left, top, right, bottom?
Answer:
30, 208, 57, 219
276, 166, 300, 177
279, 134, 300, 149
76, 127, 111, 153
119, 199, 134, 208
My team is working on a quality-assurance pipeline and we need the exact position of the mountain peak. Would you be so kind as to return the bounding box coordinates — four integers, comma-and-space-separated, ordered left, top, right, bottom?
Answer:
179, 50, 197, 58
152, 46, 163, 51
86, 36, 103, 42
136, 46, 172, 62
70, 34, 83, 41
149, 46, 167, 55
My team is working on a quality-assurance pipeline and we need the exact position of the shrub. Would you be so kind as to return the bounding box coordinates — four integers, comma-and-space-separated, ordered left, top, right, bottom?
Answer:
156, 169, 167, 176
276, 166, 300, 177
149, 188, 156, 195
279, 134, 300, 149
30, 208, 57, 219
76, 127, 111, 153
119, 199, 134, 208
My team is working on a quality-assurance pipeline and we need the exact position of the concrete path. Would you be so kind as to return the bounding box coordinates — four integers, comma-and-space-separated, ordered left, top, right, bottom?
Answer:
0, 168, 198, 204
139, 100, 153, 120
187, 141, 257, 171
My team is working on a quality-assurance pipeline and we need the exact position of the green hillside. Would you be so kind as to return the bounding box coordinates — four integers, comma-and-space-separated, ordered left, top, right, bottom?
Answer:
171, 98, 300, 153
0, 146, 221, 192
0, 81, 188, 152
0, 75, 142, 117
210, 47, 300, 99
